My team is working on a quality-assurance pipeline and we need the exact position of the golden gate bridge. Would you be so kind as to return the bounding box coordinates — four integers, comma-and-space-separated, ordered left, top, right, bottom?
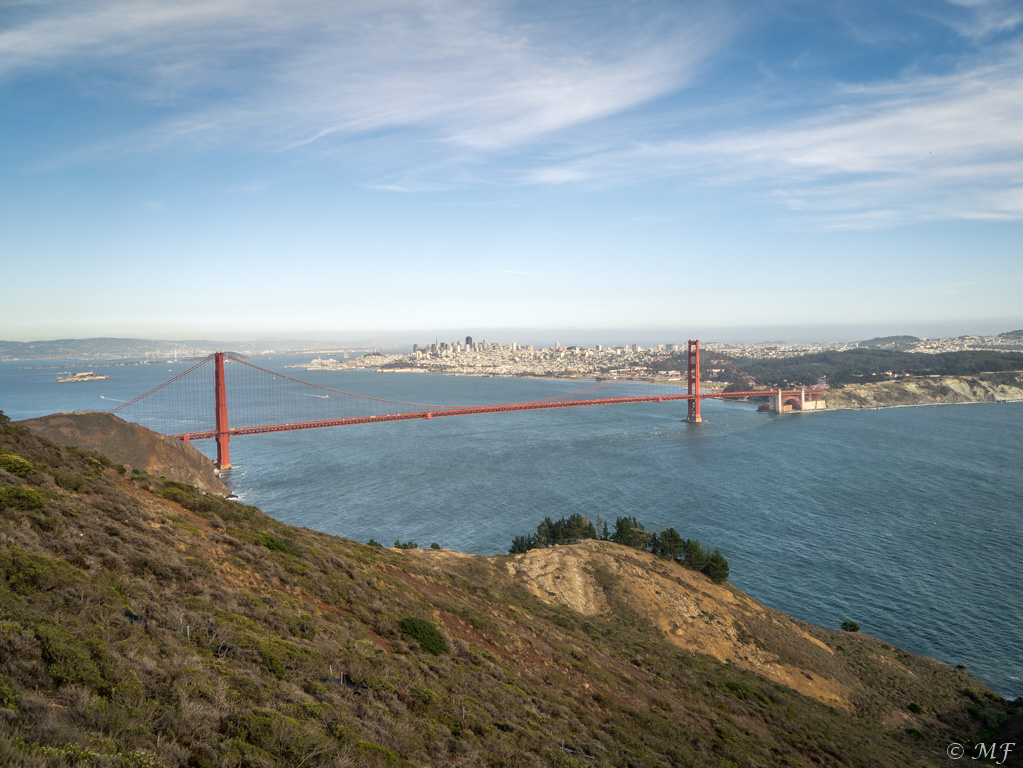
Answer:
109, 341, 825, 469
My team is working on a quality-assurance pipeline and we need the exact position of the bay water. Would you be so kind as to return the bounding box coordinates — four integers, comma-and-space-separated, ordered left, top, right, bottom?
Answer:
2, 355, 1020, 699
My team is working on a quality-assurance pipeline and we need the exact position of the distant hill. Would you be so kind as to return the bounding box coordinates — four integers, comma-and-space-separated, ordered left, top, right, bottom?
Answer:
856, 335, 920, 350
0, 337, 403, 361
711, 349, 1023, 387
0, 337, 237, 361
0, 410, 1018, 766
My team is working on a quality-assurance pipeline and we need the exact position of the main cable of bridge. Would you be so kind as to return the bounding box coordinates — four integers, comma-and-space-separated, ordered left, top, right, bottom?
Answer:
108, 340, 825, 470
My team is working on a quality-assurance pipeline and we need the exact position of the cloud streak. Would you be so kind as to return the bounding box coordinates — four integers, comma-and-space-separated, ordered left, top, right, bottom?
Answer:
525, 42, 1023, 225
2, 1, 729, 157
5, 1, 1022, 226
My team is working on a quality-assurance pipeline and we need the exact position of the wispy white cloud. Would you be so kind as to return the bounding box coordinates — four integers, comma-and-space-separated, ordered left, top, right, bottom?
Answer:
0, 0, 280, 81
940, 0, 1023, 40
8, 1, 1021, 228
1, 0, 730, 157
525, 42, 1023, 225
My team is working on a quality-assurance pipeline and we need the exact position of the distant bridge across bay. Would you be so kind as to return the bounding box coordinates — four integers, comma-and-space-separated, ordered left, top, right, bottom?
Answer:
109, 341, 826, 469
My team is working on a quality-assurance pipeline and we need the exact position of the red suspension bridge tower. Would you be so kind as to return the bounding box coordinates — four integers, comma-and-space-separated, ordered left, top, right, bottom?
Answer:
687, 339, 702, 423
214, 352, 231, 470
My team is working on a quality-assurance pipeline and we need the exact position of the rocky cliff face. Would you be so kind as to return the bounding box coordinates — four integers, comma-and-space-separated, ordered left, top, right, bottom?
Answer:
825, 372, 1023, 409
18, 411, 229, 495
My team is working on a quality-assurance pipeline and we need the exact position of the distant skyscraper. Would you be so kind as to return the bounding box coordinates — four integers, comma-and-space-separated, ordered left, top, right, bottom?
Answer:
465, 335, 473, 347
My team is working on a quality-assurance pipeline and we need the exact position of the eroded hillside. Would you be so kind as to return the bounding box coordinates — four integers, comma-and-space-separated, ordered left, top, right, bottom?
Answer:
0, 410, 1018, 767
18, 411, 229, 495
825, 372, 1023, 409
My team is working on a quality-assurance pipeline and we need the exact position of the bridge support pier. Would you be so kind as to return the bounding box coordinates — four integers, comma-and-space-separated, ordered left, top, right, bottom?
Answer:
214, 352, 231, 470
686, 339, 702, 423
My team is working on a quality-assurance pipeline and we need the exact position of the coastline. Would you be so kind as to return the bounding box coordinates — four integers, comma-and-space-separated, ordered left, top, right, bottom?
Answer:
293, 358, 1023, 413
823, 372, 1023, 410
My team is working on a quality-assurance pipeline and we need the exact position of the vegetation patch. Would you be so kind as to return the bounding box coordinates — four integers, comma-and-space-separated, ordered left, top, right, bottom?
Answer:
256, 532, 303, 558
0, 486, 48, 512
0, 548, 83, 593
35, 622, 110, 691
510, 513, 730, 583
397, 617, 448, 655
0, 673, 20, 711
0, 451, 34, 479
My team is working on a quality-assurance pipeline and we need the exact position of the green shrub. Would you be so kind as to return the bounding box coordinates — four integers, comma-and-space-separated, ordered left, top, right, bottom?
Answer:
35, 624, 108, 691
257, 533, 301, 557
0, 452, 34, 478
722, 681, 771, 706
397, 617, 447, 655
258, 533, 288, 552
0, 487, 48, 511
0, 674, 21, 711
356, 741, 408, 767
159, 485, 191, 506
842, 621, 860, 633
0, 549, 82, 593
36, 515, 60, 532
51, 470, 85, 491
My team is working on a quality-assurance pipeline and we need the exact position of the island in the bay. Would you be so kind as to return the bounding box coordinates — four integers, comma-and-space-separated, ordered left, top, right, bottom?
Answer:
55, 371, 110, 383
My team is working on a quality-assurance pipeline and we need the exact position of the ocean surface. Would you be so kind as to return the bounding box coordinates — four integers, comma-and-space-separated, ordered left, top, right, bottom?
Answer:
2, 355, 1021, 699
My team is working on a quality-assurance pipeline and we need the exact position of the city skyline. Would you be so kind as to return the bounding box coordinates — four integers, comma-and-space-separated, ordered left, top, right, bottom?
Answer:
3, 1, 1022, 342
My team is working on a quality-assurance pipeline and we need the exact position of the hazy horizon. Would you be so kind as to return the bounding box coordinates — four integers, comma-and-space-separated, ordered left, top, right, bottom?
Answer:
2, 320, 1020, 351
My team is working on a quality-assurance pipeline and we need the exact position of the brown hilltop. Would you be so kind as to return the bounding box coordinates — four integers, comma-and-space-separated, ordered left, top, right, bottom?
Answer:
0, 411, 1018, 767
18, 410, 229, 495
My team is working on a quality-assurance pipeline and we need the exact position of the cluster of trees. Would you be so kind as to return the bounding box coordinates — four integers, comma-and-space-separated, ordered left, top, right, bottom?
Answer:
509, 513, 730, 584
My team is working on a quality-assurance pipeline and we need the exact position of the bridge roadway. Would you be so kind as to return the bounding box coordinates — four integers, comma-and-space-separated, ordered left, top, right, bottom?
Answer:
176, 389, 823, 441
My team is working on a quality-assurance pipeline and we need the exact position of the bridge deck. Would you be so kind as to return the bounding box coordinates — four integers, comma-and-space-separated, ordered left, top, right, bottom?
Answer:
177, 389, 823, 440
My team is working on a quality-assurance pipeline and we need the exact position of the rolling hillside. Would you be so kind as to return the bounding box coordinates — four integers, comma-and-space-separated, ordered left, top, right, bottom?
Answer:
0, 410, 1017, 767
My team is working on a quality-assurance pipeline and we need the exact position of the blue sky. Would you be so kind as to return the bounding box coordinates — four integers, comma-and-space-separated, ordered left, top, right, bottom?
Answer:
2, 0, 1022, 344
